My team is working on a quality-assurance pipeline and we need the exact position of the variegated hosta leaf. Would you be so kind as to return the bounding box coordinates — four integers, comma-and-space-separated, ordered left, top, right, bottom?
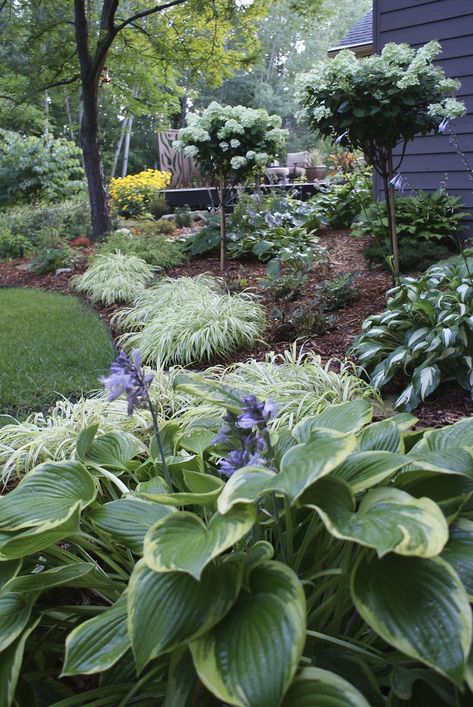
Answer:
351, 553, 472, 686
0, 461, 96, 532
406, 448, 473, 477
81, 431, 145, 472
395, 384, 421, 412
0, 510, 81, 561
0, 617, 40, 707
128, 560, 241, 672
395, 471, 473, 522
218, 430, 356, 513
62, 593, 129, 675
357, 419, 403, 452
292, 400, 372, 441
412, 417, 473, 453
333, 451, 408, 493
140, 469, 224, 507
412, 364, 441, 401
191, 561, 306, 707
89, 497, 175, 554
4, 562, 118, 594
281, 668, 370, 707
0, 592, 34, 652
442, 519, 473, 600
301, 477, 448, 558
143, 506, 256, 580
217, 467, 276, 515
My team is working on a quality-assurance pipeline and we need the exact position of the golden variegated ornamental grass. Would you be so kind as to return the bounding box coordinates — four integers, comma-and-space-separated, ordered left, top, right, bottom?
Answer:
113, 274, 267, 366
71, 251, 156, 304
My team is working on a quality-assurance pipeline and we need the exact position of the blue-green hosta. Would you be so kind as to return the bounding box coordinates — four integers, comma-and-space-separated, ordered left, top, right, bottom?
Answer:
350, 256, 473, 410
1, 383, 473, 705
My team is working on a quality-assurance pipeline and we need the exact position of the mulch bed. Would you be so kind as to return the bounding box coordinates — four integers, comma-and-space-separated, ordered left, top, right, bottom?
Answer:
1, 229, 472, 427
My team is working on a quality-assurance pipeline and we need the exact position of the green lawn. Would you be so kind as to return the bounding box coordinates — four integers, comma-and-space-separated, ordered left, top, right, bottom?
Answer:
0, 288, 116, 418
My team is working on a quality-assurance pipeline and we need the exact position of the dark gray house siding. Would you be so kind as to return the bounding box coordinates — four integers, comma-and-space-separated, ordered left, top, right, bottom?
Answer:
374, 0, 473, 237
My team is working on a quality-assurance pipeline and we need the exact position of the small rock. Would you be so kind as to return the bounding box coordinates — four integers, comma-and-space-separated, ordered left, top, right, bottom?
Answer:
55, 267, 73, 275
161, 214, 175, 221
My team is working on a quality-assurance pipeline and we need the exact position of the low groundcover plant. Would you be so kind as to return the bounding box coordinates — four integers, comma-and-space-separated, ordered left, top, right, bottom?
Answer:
71, 251, 156, 305
0, 348, 473, 705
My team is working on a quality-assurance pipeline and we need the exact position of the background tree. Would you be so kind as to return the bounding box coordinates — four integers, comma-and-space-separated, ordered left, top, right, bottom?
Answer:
298, 41, 465, 275
174, 102, 287, 270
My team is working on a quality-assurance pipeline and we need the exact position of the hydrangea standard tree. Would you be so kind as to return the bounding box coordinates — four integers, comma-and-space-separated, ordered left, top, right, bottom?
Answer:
174, 102, 287, 270
298, 41, 465, 274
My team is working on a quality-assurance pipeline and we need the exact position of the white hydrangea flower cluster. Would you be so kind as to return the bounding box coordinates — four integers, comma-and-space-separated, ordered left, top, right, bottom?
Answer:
173, 101, 287, 182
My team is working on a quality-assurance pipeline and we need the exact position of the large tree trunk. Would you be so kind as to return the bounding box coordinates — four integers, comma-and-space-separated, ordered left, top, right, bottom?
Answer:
80, 81, 111, 240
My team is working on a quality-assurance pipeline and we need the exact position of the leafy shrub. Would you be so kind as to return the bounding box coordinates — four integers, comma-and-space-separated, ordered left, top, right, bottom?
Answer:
273, 301, 334, 339
0, 228, 31, 259
229, 224, 326, 267
71, 252, 156, 304
174, 204, 193, 227
316, 273, 359, 311
1, 197, 92, 250
109, 169, 171, 217
114, 274, 266, 366
2, 386, 473, 704
148, 192, 172, 219
0, 129, 85, 205
364, 237, 452, 272
97, 224, 184, 269
312, 168, 372, 228
350, 254, 473, 410
182, 214, 221, 255
30, 245, 75, 274
353, 191, 468, 242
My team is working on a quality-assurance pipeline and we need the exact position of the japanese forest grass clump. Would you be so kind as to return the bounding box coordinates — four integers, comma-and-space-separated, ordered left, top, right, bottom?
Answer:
0, 347, 378, 482
113, 274, 267, 366
71, 251, 156, 304
2, 365, 473, 705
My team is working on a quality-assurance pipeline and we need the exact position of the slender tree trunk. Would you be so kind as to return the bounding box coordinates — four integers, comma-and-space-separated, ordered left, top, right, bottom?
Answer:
219, 173, 227, 272
65, 96, 75, 140
121, 115, 134, 177
80, 80, 111, 240
110, 117, 127, 179
43, 91, 49, 137
386, 150, 399, 278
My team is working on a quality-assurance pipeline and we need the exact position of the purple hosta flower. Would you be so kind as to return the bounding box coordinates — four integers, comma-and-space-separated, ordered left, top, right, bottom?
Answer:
236, 395, 279, 430
334, 130, 349, 145
389, 172, 406, 193
219, 449, 267, 477
100, 349, 153, 415
438, 118, 450, 134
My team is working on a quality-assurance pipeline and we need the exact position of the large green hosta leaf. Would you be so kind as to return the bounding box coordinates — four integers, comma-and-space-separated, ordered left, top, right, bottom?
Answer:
302, 478, 448, 558
80, 431, 145, 472
140, 469, 224, 507
0, 510, 81, 561
351, 553, 472, 686
0, 617, 40, 707
442, 519, 473, 600
191, 561, 305, 707
281, 668, 370, 707
412, 418, 473, 453
0, 592, 34, 652
89, 497, 174, 554
357, 419, 403, 452
5, 562, 118, 594
62, 594, 129, 675
143, 506, 256, 579
0, 461, 95, 531
218, 430, 355, 513
332, 451, 408, 493
292, 400, 373, 440
128, 560, 241, 672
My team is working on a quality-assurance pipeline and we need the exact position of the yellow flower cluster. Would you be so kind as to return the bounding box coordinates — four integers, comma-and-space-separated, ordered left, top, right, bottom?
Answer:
109, 169, 171, 217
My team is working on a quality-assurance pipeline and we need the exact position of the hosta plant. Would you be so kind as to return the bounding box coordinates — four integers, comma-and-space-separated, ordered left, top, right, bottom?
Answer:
350, 255, 473, 410
71, 251, 156, 304
113, 274, 266, 366
2, 368, 473, 706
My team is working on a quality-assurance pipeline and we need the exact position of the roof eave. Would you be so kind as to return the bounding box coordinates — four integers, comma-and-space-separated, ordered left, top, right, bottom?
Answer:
327, 42, 374, 58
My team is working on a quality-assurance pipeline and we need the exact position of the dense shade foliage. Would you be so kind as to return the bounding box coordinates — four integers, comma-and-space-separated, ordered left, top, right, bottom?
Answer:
97, 224, 185, 269
1, 381, 473, 705
313, 168, 372, 228
113, 275, 266, 366
350, 254, 473, 410
71, 252, 156, 304
0, 289, 115, 418
0, 129, 85, 205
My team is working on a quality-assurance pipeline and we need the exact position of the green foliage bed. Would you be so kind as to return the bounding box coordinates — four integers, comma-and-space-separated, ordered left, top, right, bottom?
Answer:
0, 288, 115, 418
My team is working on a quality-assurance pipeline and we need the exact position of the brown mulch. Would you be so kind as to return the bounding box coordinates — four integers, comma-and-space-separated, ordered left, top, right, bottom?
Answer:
1, 230, 472, 427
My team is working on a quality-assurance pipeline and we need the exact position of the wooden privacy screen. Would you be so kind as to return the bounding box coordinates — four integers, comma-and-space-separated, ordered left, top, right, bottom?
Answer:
157, 129, 202, 187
